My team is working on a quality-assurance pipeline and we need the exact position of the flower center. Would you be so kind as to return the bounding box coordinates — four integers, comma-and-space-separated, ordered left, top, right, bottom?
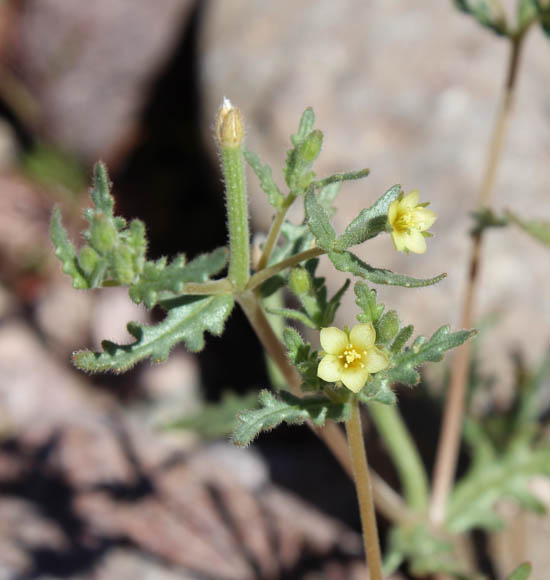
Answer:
339, 345, 365, 369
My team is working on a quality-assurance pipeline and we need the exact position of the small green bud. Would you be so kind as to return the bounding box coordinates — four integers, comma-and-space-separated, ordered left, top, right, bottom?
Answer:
90, 216, 117, 254
215, 97, 244, 148
299, 129, 323, 162
113, 246, 135, 284
377, 310, 400, 344
289, 267, 312, 295
77, 245, 100, 275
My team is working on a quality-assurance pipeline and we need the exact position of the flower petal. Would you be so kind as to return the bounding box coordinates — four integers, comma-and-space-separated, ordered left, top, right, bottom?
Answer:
317, 354, 343, 382
401, 190, 419, 209
403, 230, 427, 254
388, 200, 398, 226
414, 207, 437, 231
340, 367, 370, 393
391, 230, 406, 252
364, 346, 389, 374
350, 323, 376, 350
320, 327, 348, 354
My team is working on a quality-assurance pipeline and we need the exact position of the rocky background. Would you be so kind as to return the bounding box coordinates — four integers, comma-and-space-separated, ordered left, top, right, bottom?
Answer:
0, 1, 548, 578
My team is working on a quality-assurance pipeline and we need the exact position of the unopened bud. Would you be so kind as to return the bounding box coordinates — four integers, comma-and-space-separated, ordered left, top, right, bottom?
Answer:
299, 129, 323, 162
289, 267, 312, 295
216, 97, 244, 148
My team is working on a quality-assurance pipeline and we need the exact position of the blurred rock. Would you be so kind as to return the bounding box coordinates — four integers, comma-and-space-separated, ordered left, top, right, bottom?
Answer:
199, 0, 550, 389
12, 0, 195, 163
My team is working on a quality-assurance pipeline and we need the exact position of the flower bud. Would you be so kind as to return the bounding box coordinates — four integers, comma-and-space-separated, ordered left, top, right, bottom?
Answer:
215, 97, 244, 148
289, 267, 312, 295
377, 310, 400, 344
299, 129, 323, 162
77, 245, 100, 275
90, 216, 117, 254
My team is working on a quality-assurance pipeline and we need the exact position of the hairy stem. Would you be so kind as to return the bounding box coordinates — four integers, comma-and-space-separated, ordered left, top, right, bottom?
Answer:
237, 289, 415, 525
256, 194, 297, 271
346, 397, 384, 580
220, 145, 250, 291
430, 31, 527, 525
369, 402, 429, 512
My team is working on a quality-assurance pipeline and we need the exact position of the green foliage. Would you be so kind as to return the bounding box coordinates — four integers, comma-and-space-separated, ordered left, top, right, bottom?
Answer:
470, 208, 508, 236
333, 184, 401, 251
51, 162, 147, 289
74, 294, 234, 373
244, 149, 285, 211
129, 248, 228, 308
283, 327, 327, 392
447, 355, 550, 533
328, 249, 446, 288
535, 0, 550, 36
166, 391, 259, 439
453, 0, 508, 35
355, 283, 475, 403
505, 563, 532, 580
304, 187, 336, 251
232, 388, 350, 447
506, 209, 550, 246
267, 259, 350, 329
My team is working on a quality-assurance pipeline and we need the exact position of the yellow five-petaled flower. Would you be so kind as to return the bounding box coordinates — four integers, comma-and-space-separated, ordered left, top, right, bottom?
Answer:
388, 190, 437, 254
317, 323, 389, 393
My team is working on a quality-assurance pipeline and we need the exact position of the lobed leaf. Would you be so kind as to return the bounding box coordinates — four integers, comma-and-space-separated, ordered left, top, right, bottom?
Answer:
304, 188, 336, 251
283, 327, 326, 392
232, 389, 349, 446
74, 294, 234, 373
244, 149, 285, 211
328, 249, 446, 288
333, 184, 401, 251
129, 248, 228, 307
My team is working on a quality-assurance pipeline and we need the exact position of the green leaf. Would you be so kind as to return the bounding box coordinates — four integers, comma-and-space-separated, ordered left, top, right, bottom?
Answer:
313, 168, 370, 191
354, 281, 385, 324
334, 184, 401, 250
360, 326, 476, 404
165, 391, 259, 439
316, 182, 341, 216
232, 389, 349, 447
74, 294, 234, 373
304, 188, 335, 251
284, 108, 323, 194
328, 249, 446, 287
50, 207, 89, 289
390, 325, 414, 353
505, 563, 532, 580
244, 150, 285, 211
506, 210, 550, 246
453, 0, 508, 35
264, 306, 317, 329
51, 162, 148, 289
129, 248, 228, 308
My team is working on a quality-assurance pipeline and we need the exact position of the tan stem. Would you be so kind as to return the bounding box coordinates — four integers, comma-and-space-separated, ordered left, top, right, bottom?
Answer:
430, 32, 526, 525
346, 397, 384, 580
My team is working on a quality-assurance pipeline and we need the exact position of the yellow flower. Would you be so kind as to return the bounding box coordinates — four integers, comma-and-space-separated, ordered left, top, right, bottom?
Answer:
388, 190, 437, 254
317, 323, 389, 393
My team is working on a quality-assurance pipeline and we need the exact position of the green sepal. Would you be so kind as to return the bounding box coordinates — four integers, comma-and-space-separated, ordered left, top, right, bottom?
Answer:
377, 310, 400, 345
328, 249, 446, 288
506, 210, 550, 246
333, 184, 401, 251
304, 188, 336, 251
51, 162, 147, 289
504, 563, 532, 580
232, 389, 350, 447
284, 108, 322, 195
129, 247, 228, 308
390, 325, 414, 354
244, 149, 285, 211
165, 391, 259, 439
283, 327, 327, 392
73, 294, 234, 373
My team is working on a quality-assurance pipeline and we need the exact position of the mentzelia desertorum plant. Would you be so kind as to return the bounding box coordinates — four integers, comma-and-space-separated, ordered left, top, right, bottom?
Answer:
51, 3, 550, 572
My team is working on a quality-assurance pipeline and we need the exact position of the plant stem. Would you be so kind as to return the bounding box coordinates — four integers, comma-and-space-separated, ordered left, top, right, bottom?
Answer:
369, 402, 429, 512
237, 289, 416, 526
246, 246, 325, 291
346, 397, 384, 580
220, 145, 250, 291
182, 279, 233, 295
256, 194, 297, 271
430, 30, 527, 525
